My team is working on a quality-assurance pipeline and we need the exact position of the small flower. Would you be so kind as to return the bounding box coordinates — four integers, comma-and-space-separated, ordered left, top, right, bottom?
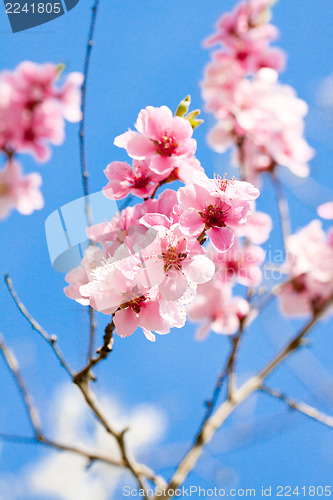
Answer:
178, 172, 259, 251
188, 281, 249, 338
114, 106, 197, 175
0, 160, 43, 219
103, 159, 163, 200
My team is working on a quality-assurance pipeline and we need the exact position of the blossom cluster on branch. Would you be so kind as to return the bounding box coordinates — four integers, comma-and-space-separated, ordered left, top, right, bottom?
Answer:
202, 0, 314, 185
0, 62, 82, 218
64, 103, 264, 341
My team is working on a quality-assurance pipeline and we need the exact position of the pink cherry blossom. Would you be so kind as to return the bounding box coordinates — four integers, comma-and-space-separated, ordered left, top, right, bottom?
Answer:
0, 160, 43, 219
279, 220, 333, 317
208, 239, 265, 287
103, 159, 163, 200
87, 188, 178, 245
138, 222, 215, 301
235, 203, 272, 243
187, 281, 249, 338
204, 0, 285, 75
0, 61, 82, 161
114, 106, 197, 175
64, 246, 106, 306
206, 69, 314, 185
177, 172, 259, 252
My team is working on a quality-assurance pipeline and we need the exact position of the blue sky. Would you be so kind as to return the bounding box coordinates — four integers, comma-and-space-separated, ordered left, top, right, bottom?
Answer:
0, 0, 333, 497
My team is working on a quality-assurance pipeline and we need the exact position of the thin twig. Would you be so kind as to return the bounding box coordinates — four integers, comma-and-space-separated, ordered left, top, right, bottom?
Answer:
271, 171, 291, 253
4, 274, 73, 377
73, 319, 115, 384
152, 293, 333, 500
261, 386, 333, 428
0, 335, 42, 438
80, 0, 101, 362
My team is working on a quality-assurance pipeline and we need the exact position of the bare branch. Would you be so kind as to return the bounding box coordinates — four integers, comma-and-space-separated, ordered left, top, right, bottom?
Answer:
152, 293, 333, 500
4, 274, 73, 377
0, 334, 164, 491
0, 334, 42, 438
79, 0, 102, 361
261, 385, 333, 428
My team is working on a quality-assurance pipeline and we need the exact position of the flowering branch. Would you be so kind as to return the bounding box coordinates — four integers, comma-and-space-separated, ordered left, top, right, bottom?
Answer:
261, 385, 333, 428
152, 292, 333, 500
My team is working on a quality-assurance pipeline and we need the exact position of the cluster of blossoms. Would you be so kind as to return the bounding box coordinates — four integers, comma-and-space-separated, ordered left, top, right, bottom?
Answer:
188, 206, 271, 338
279, 203, 333, 317
64, 104, 265, 341
202, 0, 314, 185
0, 61, 82, 219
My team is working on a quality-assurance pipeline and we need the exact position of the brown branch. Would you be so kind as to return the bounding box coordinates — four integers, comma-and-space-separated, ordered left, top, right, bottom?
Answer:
152, 292, 333, 500
4, 274, 73, 377
0, 333, 164, 492
261, 385, 333, 428
73, 319, 115, 384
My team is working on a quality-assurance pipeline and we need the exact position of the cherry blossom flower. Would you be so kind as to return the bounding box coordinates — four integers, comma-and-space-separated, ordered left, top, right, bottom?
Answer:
0, 61, 82, 161
208, 239, 265, 286
114, 105, 197, 175
206, 69, 314, 185
187, 281, 249, 338
279, 220, 333, 317
0, 160, 43, 218
235, 203, 272, 244
103, 159, 163, 200
178, 172, 260, 251
138, 222, 215, 300
204, 0, 285, 74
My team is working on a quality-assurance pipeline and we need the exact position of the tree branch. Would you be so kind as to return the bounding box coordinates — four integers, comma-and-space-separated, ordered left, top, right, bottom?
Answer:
4, 274, 73, 377
152, 292, 333, 499
79, 0, 101, 362
261, 385, 333, 428
0, 334, 42, 438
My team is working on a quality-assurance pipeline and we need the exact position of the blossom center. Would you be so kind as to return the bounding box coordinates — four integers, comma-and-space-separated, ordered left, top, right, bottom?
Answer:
199, 203, 230, 228
155, 135, 178, 157
120, 286, 147, 313
161, 245, 188, 272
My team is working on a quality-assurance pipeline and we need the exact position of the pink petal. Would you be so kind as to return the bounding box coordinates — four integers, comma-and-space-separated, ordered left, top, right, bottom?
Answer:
140, 213, 170, 228
143, 328, 156, 342
114, 308, 140, 338
159, 270, 188, 300
126, 134, 156, 159
114, 130, 137, 149
209, 226, 235, 252
150, 155, 174, 175
179, 209, 204, 236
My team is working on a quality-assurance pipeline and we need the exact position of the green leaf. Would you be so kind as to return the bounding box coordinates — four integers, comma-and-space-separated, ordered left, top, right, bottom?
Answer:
175, 95, 191, 117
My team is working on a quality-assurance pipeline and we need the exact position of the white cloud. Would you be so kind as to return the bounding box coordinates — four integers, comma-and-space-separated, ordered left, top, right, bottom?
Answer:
0, 384, 166, 500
